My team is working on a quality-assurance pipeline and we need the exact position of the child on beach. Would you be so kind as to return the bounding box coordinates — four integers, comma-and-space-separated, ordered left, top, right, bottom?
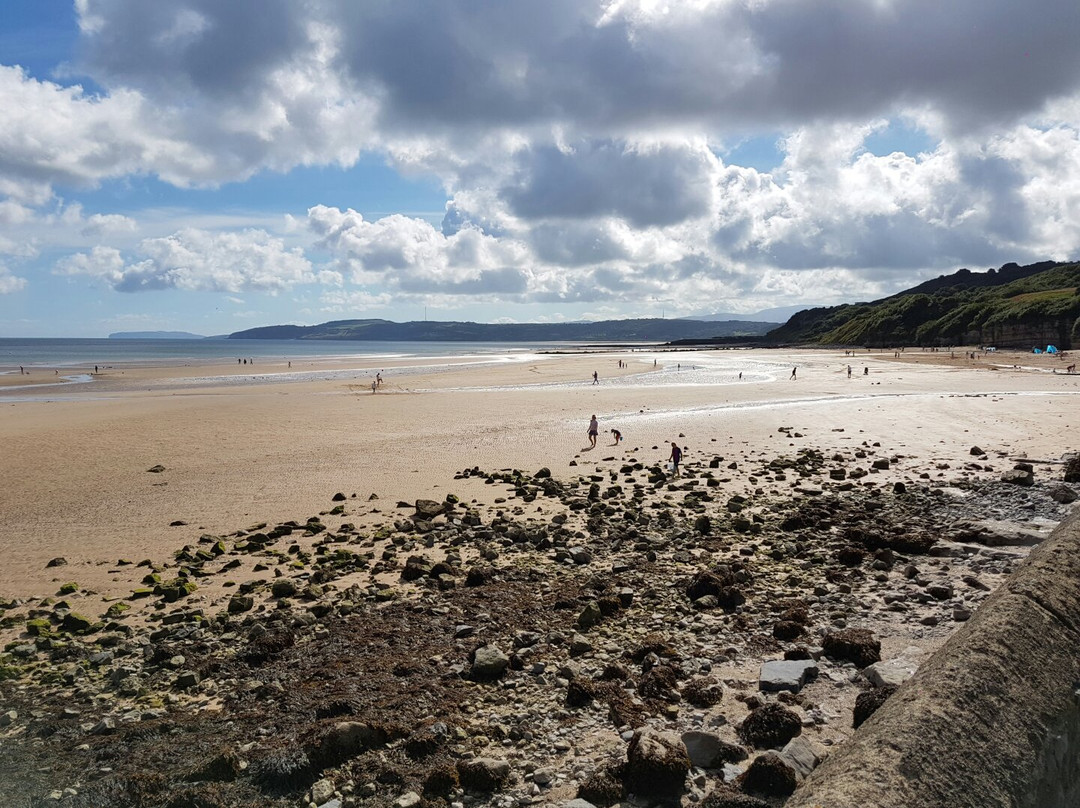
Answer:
610, 428, 622, 445
668, 442, 682, 476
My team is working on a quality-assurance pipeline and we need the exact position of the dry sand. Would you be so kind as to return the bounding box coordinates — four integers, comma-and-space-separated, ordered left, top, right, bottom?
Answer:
1, 346, 1078, 605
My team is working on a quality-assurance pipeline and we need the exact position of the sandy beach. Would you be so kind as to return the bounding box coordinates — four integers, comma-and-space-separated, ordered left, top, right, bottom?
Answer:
1, 346, 1078, 604
2, 343, 1079, 806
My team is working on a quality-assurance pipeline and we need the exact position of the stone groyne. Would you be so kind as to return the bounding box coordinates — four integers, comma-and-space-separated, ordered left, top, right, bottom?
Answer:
787, 508, 1080, 808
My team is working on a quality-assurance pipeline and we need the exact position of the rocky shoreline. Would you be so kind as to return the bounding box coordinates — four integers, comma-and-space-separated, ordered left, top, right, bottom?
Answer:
1, 435, 1076, 808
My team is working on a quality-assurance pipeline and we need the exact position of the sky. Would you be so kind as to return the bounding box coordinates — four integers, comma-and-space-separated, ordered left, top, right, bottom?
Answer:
1, 1, 1079, 337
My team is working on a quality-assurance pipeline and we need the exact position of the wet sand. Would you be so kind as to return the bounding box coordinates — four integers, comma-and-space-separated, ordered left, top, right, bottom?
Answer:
1, 346, 1078, 603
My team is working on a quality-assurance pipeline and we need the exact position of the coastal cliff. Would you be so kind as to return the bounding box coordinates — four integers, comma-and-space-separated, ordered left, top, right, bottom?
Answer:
768, 260, 1080, 348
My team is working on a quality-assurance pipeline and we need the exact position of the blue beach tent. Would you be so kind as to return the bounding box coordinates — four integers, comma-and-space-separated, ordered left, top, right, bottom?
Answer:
1047, 345, 1059, 353
1033, 348, 1043, 354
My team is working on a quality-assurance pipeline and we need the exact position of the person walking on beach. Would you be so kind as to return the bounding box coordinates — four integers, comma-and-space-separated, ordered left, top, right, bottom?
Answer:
668, 442, 682, 476
790, 366, 797, 380
371, 380, 377, 394
864, 366, 869, 376
847, 364, 852, 378
588, 414, 599, 448
610, 428, 622, 446
592, 370, 599, 385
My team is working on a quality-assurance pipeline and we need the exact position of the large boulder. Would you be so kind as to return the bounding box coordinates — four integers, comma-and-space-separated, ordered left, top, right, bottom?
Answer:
737, 703, 802, 749
624, 729, 691, 798
758, 660, 818, 693
471, 645, 509, 680
823, 628, 881, 668
738, 752, 798, 797
414, 499, 445, 519
457, 758, 511, 792
680, 730, 747, 768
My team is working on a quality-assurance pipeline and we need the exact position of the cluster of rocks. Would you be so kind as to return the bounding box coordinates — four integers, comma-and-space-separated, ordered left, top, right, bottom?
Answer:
0, 436, 1073, 808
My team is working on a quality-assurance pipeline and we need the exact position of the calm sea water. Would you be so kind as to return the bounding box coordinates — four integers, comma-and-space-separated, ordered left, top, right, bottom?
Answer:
0, 338, 591, 368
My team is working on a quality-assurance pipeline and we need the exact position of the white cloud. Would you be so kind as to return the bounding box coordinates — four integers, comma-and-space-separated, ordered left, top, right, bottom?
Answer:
2, 0, 1080, 317
0, 264, 27, 294
55, 228, 315, 293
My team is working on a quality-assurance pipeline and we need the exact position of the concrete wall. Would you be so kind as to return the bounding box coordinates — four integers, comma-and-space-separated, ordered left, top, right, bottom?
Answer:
787, 508, 1080, 808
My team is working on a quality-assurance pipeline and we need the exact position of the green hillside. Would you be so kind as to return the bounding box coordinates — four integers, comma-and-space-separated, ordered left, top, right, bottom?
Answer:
228, 317, 778, 343
768, 261, 1080, 348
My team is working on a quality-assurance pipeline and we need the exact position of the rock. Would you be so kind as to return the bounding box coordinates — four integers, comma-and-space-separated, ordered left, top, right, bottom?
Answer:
147, 465, 166, 473
457, 758, 511, 792
331, 492, 346, 502
471, 645, 509, 680
0, 710, 17, 727
681, 731, 748, 768
822, 628, 881, 668
1064, 456, 1080, 483
175, 670, 200, 689
414, 499, 445, 519
758, 660, 818, 693
1049, 485, 1078, 504
62, 612, 95, 634
401, 555, 433, 581
270, 580, 297, 598
871, 458, 891, 470
926, 583, 954, 600
952, 519, 1049, 547
578, 601, 603, 630
394, 791, 421, 808
625, 728, 691, 798
565, 800, 600, 808
738, 752, 797, 796
309, 778, 335, 806
1000, 468, 1034, 486
863, 657, 918, 688
569, 633, 593, 656
227, 595, 254, 614
46, 557, 67, 568
778, 736, 825, 780
318, 721, 388, 765
737, 703, 802, 749
969, 446, 984, 455
852, 685, 898, 728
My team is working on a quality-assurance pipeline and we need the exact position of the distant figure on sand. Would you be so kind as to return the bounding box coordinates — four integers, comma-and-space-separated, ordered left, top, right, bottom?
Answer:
610, 428, 622, 446
790, 366, 797, 380
738, 371, 743, 380
668, 442, 682, 476
864, 366, 869, 376
588, 414, 599, 448
847, 365, 852, 378
371, 380, 377, 394
592, 371, 598, 385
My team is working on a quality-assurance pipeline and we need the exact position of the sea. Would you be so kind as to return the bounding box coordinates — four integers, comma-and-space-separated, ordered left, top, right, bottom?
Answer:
0, 337, 790, 401
0, 337, 593, 368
